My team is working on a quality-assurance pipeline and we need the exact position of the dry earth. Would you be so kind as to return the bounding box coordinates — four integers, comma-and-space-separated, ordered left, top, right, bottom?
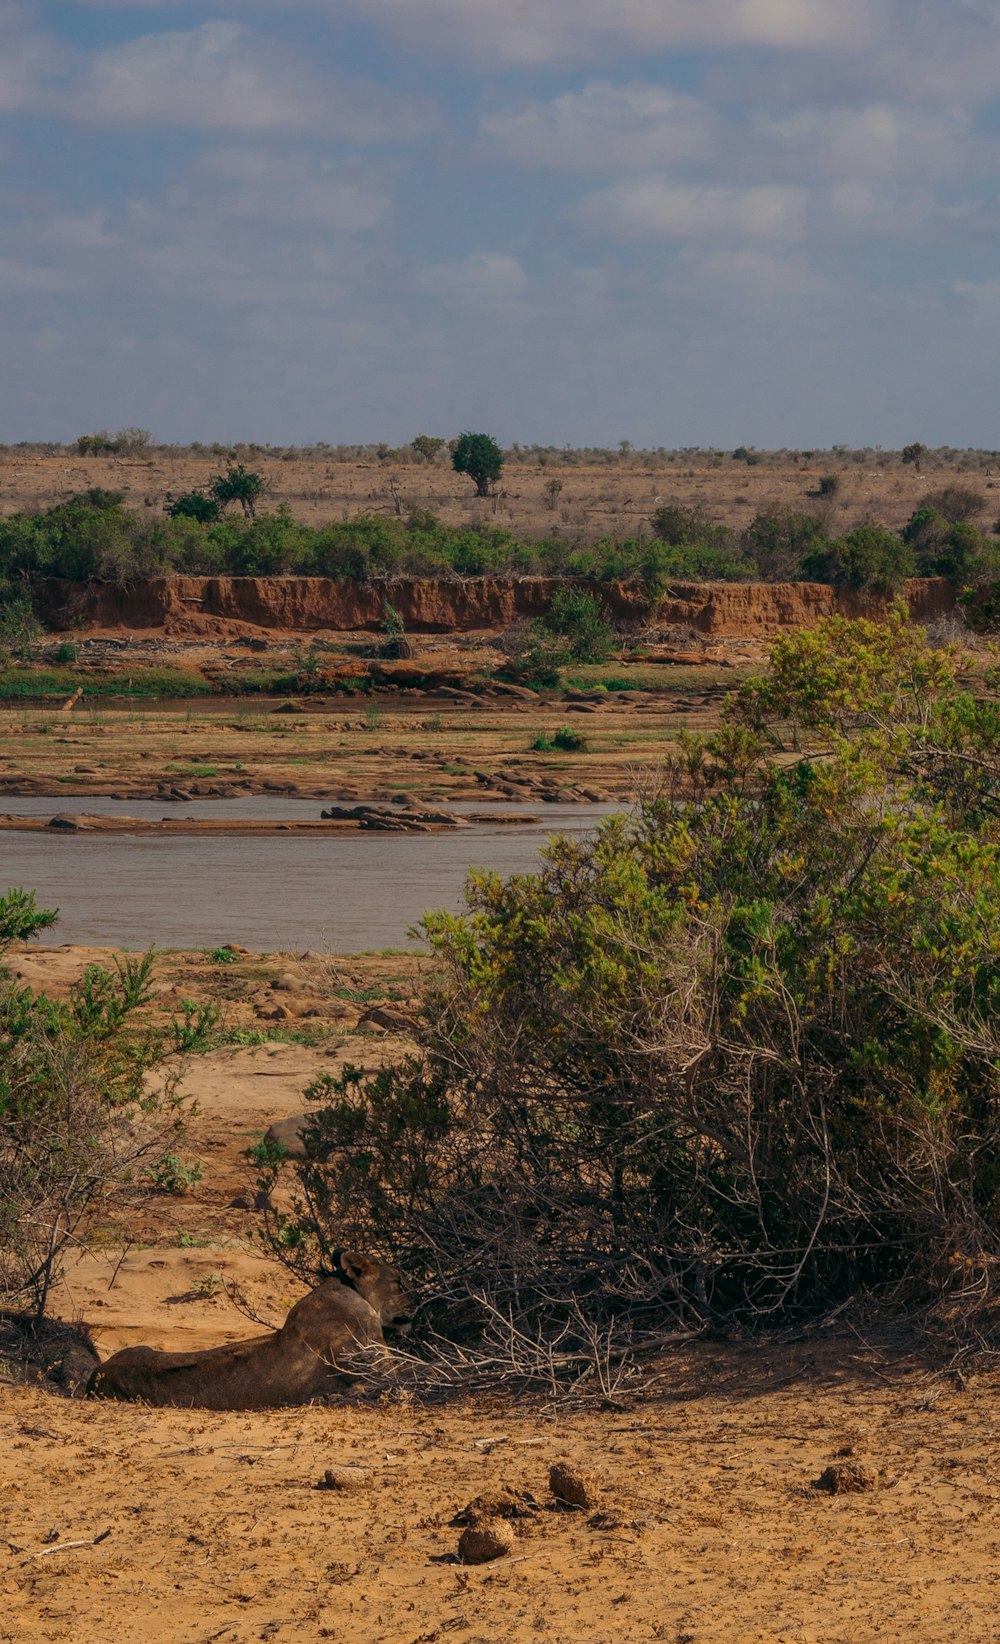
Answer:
0, 685, 733, 812
2, 450, 996, 540
4, 948, 1000, 1642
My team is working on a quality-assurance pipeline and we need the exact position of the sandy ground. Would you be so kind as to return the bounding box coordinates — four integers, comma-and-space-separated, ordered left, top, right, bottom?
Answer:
3, 950, 1000, 1640
0, 686, 733, 810
5, 1337, 1000, 1643
1, 450, 995, 541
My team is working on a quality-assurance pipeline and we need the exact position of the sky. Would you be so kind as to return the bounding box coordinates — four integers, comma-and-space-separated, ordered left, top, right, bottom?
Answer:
1, 0, 999, 448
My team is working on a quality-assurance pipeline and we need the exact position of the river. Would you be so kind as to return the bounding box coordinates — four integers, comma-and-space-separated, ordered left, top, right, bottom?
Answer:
0, 796, 617, 952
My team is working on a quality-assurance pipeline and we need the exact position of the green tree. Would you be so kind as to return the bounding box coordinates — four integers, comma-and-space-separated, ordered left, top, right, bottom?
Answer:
451, 432, 504, 498
210, 463, 267, 520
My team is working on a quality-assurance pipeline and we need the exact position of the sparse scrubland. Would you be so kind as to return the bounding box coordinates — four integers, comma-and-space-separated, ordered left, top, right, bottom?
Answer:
6, 605, 1000, 1641
1, 476, 999, 595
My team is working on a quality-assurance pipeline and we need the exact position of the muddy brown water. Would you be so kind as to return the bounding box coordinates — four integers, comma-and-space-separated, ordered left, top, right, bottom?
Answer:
0, 797, 616, 951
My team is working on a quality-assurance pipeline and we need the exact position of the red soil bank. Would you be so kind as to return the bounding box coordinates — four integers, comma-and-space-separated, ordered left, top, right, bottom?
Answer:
36, 576, 955, 639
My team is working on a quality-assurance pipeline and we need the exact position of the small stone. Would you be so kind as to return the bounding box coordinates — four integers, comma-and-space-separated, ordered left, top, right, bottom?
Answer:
549, 1462, 595, 1510
319, 1467, 373, 1493
813, 1460, 879, 1495
458, 1521, 516, 1564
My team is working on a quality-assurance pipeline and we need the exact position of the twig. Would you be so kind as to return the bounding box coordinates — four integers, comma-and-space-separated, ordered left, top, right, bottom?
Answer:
21, 1529, 111, 1564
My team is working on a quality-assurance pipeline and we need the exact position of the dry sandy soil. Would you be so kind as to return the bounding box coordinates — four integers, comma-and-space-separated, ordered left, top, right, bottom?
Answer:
2, 450, 996, 539
0, 684, 732, 812
4, 947, 1000, 1643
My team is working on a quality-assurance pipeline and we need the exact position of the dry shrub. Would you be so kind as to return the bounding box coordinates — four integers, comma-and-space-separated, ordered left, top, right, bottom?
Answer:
258, 613, 1000, 1377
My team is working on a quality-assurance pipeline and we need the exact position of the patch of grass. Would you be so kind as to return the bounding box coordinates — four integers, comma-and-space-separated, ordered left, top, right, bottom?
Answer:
332, 983, 404, 1004
226, 670, 302, 696
206, 1023, 329, 1050
531, 726, 588, 753
143, 1151, 204, 1195
0, 666, 212, 700
209, 945, 238, 964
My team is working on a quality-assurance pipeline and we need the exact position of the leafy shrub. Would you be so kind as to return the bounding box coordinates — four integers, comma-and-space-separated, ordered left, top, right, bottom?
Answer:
143, 1151, 204, 1196
542, 588, 615, 662
497, 621, 569, 689
532, 726, 587, 752
259, 612, 1000, 1360
741, 509, 830, 581
210, 462, 267, 520
411, 435, 446, 463
650, 504, 733, 554
803, 523, 914, 590
0, 596, 41, 659
0, 891, 216, 1318
166, 491, 221, 524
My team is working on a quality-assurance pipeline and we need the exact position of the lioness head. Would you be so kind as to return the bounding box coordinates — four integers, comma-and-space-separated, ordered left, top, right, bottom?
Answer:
334, 1249, 417, 1331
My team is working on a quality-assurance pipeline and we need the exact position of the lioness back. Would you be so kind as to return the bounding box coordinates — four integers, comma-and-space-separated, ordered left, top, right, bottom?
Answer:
87, 1250, 417, 1410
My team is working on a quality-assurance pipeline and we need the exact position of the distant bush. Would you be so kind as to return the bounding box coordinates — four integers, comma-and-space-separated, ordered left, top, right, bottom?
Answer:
803, 523, 915, 591
742, 509, 830, 581
165, 490, 221, 524
542, 588, 614, 662
76, 428, 152, 457
498, 621, 568, 690
650, 503, 733, 553
532, 725, 587, 752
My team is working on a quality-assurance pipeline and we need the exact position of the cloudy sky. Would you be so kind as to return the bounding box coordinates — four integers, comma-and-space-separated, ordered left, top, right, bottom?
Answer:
2, 1, 999, 446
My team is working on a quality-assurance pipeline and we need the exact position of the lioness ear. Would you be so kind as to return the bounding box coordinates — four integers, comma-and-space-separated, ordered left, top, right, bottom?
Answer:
336, 1249, 369, 1284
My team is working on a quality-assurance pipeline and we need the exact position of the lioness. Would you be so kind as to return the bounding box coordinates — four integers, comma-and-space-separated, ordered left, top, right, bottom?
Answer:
87, 1250, 416, 1410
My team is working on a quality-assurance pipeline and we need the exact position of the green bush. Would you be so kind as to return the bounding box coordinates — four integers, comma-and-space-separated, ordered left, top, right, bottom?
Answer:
803, 523, 914, 590
0, 890, 216, 1318
542, 588, 615, 662
532, 726, 587, 752
498, 621, 568, 689
258, 611, 1000, 1361
741, 509, 831, 581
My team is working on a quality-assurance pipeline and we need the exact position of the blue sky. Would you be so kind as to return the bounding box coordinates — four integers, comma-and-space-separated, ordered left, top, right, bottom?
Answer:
2, 0, 999, 446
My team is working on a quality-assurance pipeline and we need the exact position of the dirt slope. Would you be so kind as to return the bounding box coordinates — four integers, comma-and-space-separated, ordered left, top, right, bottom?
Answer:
37, 574, 956, 639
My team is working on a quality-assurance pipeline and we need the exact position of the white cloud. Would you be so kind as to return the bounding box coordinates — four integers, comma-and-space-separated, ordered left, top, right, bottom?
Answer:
953, 278, 1000, 307
756, 104, 972, 181
199, 150, 390, 231
58, 21, 435, 139
482, 82, 714, 171
0, 257, 76, 293
689, 246, 830, 301
417, 252, 528, 303
337, 0, 884, 64
573, 180, 807, 242
0, 4, 67, 112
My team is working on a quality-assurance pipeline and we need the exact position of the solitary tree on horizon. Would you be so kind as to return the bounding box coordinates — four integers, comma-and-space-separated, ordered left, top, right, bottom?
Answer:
451, 431, 504, 497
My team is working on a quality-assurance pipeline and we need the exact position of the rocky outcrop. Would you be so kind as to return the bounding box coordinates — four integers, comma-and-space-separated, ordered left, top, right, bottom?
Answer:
35, 575, 956, 639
